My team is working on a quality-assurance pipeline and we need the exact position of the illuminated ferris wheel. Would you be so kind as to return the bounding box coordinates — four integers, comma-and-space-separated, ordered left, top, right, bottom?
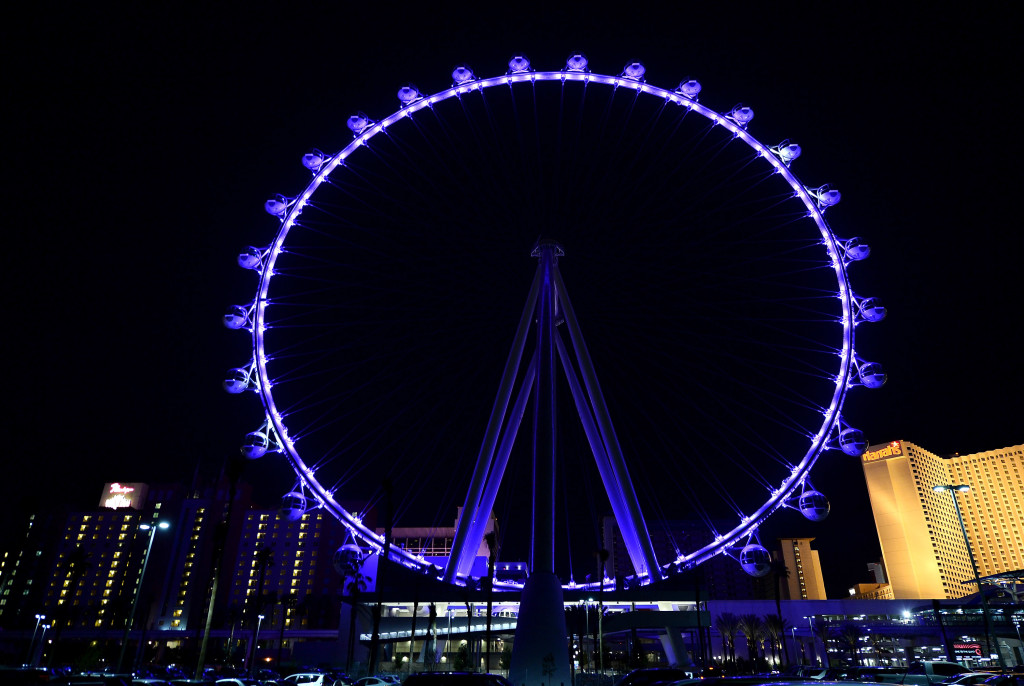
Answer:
223, 54, 886, 590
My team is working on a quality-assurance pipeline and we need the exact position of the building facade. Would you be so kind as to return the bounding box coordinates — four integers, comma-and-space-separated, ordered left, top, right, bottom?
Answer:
0, 507, 66, 630
227, 507, 349, 633
775, 538, 827, 600
39, 482, 180, 631
861, 440, 1024, 599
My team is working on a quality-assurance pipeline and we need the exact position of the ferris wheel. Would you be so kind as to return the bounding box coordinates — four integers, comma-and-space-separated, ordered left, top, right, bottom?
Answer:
223, 54, 886, 590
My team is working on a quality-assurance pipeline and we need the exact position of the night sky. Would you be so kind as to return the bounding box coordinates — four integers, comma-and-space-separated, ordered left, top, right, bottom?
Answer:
7, 5, 1019, 597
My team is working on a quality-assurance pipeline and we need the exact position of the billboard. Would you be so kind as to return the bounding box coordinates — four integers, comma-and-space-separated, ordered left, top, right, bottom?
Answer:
99, 482, 148, 510
953, 642, 983, 658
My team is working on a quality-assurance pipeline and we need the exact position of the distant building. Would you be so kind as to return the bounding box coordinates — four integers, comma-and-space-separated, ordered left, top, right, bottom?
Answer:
382, 508, 497, 578
861, 440, 1024, 599
847, 582, 894, 600
227, 507, 349, 632
774, 537, 826, 600
0, 506, 66, 630
849, 561, 894, 599
150, 478, 250, 632
39, 483, 177, 630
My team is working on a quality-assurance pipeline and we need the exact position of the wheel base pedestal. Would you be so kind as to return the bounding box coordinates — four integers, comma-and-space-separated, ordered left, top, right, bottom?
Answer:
508, 572, 571, 686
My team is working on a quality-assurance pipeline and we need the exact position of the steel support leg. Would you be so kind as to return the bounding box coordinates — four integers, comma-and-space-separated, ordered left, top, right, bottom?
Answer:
445, 263, 543, 584
552, 266, 663, 581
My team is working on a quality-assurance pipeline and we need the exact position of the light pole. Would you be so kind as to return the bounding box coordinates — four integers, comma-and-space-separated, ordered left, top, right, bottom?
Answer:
805, 616, 820, 667
35, 624, 51, 666
26, 613, 45, 665
118, 521, 169, 673
446, 607, 453, 664
248, 613, 265, 675
1011, 614, 1022, 666
932, 484, 1005, 670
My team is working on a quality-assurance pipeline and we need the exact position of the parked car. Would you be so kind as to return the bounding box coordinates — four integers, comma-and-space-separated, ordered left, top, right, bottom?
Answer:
402, 674, 512, 686
135, 679, 173, 686
283, 675, 327, 686
47, 677, 132, 686
873, 662, 972, 686
617, 668, 695, 686
941, 674, 998, 686
0, 668, 54, 686
980, 677, 1024, 686
349, 678, 392, 686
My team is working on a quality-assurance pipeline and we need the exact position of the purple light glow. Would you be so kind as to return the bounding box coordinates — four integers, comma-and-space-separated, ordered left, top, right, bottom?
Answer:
233, 63, 867, 586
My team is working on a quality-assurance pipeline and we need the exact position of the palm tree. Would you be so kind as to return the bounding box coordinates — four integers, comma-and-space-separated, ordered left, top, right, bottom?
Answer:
276, 592, 299, 667
837, 623, 862, 665
770, 557, 791, 665
795, 635, 808, 665
252, 546, 275, 617
763, 614, 786, 668
715, 613, 740, 667
343, 568, 369, 674
247, 546, 274, 674
737, 614, 765, 671
812, 618, 832, 668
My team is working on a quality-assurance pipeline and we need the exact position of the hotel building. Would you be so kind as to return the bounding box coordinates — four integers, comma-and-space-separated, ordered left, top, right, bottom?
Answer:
861, 440, 1024, 599
775, 537, 827, 600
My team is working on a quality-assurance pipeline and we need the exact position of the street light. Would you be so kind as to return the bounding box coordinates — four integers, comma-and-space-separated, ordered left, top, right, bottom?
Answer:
36, 624, 51, 666
26, 613, 45, 665
249, 613, 266, 676
932, 484, 1005, 670
118, 521, 170, 673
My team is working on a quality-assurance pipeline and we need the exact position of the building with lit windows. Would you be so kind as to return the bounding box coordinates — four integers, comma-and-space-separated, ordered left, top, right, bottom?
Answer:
228, 508, 349, 633
775, 538, 826, 600
0, 507, 66, 629
40, 483, 168, 630
861, 440, 1024, 599
150, 478, 250, 632
848, 582, 895, 600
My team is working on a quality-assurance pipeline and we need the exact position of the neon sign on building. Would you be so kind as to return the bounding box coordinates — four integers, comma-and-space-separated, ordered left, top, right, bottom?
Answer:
99, 482, 147, 510
861, 441, 904, 463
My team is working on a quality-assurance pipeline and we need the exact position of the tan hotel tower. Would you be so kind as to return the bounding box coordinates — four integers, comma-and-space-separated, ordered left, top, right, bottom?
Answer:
861, 440, 1024, 599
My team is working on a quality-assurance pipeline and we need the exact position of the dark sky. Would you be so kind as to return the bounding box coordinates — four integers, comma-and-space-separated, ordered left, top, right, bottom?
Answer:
6, 5, 1019, 597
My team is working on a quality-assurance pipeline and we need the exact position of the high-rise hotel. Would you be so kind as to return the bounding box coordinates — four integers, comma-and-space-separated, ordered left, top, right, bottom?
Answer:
861, 440, 1024, 599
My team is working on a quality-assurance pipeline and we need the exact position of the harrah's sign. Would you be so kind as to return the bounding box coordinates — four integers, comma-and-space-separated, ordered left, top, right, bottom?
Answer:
99, 482, 147, 510
862, 440, 904, 463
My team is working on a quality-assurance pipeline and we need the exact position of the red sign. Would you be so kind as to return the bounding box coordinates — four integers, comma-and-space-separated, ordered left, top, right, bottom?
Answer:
953, 642, 982, 657
99, 482, 147, 510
